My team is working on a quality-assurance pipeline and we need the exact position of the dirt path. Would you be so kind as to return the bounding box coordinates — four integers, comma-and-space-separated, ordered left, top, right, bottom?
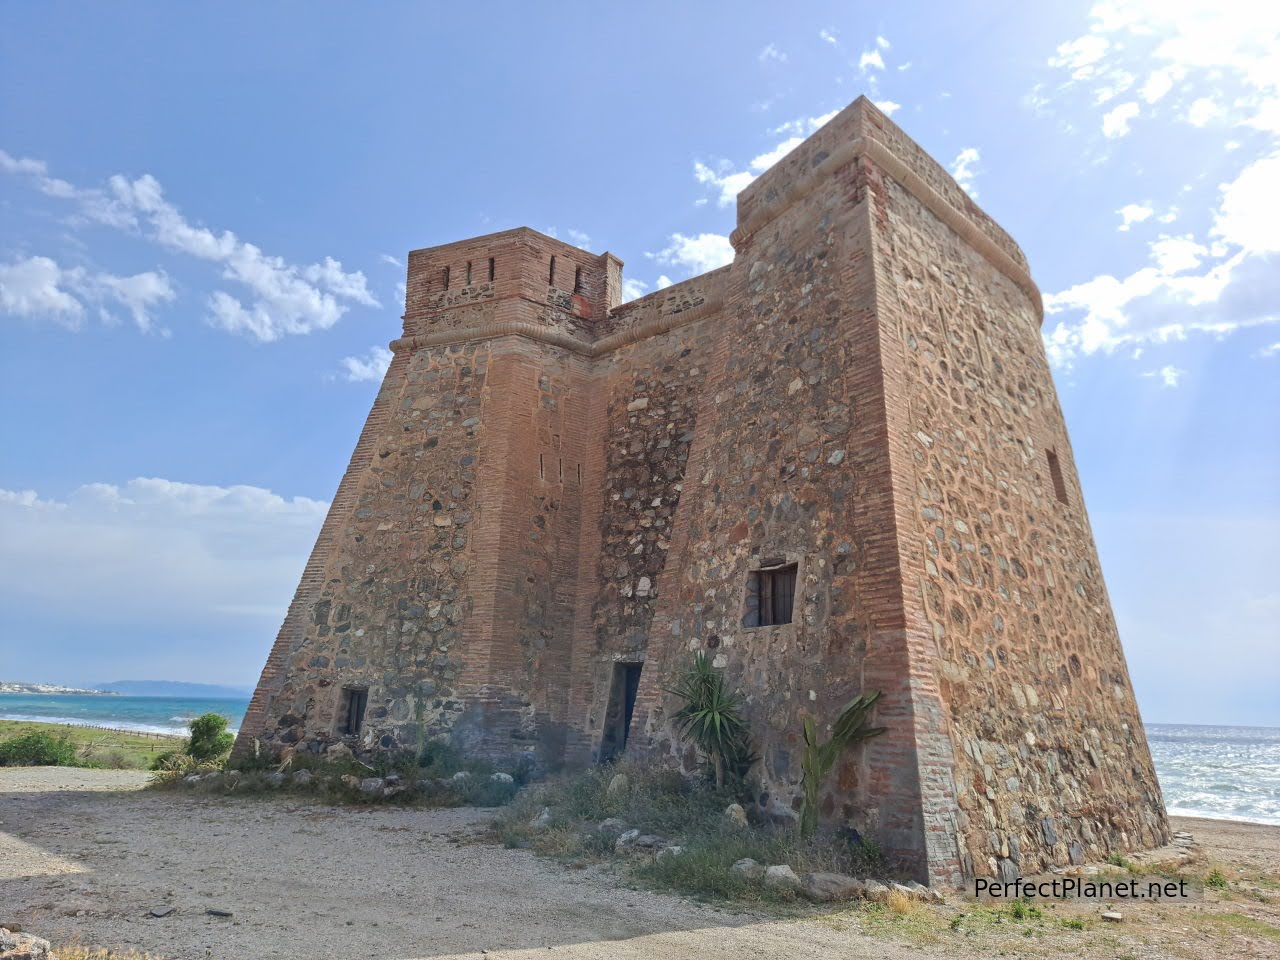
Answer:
2, 768, 1277, 960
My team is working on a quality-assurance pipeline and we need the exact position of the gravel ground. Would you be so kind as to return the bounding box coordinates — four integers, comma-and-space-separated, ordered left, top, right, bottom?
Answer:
1, 767, 1277, 960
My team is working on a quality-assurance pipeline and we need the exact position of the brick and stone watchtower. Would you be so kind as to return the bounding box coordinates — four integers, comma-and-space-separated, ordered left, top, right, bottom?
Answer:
234, 96, 1168, 886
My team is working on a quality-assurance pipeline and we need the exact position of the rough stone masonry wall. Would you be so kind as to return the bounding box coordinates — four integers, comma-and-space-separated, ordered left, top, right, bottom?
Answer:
245, 340, 491, 756
872, 171, 1169, 878
628, 160, 943, 881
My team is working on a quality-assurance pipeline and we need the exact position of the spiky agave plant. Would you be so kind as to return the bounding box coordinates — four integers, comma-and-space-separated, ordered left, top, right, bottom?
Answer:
800, 691, 886, 838
666, 652, 753, 790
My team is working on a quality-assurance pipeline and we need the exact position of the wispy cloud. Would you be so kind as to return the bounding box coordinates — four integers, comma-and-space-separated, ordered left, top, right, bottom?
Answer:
0, 255, 174, 332
648, 233, 734, 276
339, 345, 393, 383
949, 147, 981, 198
2, 150, 379, 342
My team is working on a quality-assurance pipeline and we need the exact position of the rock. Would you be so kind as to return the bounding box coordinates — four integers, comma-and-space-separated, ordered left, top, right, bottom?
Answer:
657, 845, 685, 860
529, 807, 553, 830
384, 773, 403, 786
632, 834, 664, 850
730, 858, 766, 880
224, 769, 241, 781
906, 881, 932, 901
763, 865, 801, 889
148, 907, 175, 918
614, 829, 641, 851
597, 817, 627, 835
264, 772, 286, 787
723, 803, 748, 828
291, 769, 314, 786
0, 927, 51, 959
340, 774, 360, 788
451, 770, 472, 782
206, 908, 233, 918
863, 879, 891, 903
1101, 910, 1123, 922
997, 858, 1019, 883
325, 742, 354, 761
490, 772, 514, 784
891, 882, 920, 901
358, 777, 385, 795
183, 774, 202, 784
800, 871, 865, 902
606, 773, 630, 797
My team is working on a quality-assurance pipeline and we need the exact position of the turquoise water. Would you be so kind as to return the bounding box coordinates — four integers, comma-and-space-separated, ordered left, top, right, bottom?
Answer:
0, 692, 249, 735
1, 697, 1275, 824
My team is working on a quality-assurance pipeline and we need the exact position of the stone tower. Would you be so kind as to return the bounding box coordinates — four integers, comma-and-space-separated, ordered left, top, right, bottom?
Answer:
235, 96, 1168, 886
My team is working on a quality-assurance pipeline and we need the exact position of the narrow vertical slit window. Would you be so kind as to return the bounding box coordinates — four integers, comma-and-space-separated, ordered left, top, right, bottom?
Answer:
488, 257, 495, 281
340, 686, 368, 737
549, 255, 557, 286
539, 453, 545, 480
466, 260, 473, 285
576, 463, 582, 484
1047, 450, 1069, 505
442, 266, 450, 290
573, 266, 583, 293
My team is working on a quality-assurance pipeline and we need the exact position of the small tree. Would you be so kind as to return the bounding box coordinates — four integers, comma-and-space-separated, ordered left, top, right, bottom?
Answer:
186, 713, 234, 763
666, 652, 754, 790
800, 691, 886, 838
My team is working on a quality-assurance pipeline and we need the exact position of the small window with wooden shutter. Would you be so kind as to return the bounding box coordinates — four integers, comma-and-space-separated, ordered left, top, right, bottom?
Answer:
745, 561, 797, 627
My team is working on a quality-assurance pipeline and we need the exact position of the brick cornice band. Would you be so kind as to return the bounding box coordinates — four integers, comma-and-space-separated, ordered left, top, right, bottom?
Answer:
391, 296, 725, 358
730, 135, 1044, 322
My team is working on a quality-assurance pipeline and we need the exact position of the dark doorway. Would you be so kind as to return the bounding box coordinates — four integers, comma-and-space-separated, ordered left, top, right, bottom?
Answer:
598, 662, 642, 763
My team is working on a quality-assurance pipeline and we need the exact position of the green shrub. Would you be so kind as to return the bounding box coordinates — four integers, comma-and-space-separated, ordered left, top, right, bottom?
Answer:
1106, 851, 1133, 870
1205, 867, 1228, 889
666, 652, 755, 789
186, 713, 234, 762
1061, 917, 1086, 930
799, 691, 884, 838
0, 730, 81, 766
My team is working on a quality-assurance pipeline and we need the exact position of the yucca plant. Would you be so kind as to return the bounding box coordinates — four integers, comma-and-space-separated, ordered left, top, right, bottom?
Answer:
666, 652, 754, 789
800, 691, 886, 838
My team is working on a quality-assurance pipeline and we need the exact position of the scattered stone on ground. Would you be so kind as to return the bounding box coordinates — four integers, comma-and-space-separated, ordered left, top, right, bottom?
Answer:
723, 803, 748, 828
607, 773, 630, 797
490, 772, 514, 784
763, 865, 800, 889
657, 846, 685, 860
730, 858, 765, 880
799, 872, 865, 903
1101, 911, 1123, 922
147, 907, 174, 918
359, 777, 384, 795
529, 807, 552, 830
0, 928, 51, 959
863, 879, 890, 903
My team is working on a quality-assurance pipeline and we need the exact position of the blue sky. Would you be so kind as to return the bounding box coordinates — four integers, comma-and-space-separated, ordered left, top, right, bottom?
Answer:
1, 2, 1276, 724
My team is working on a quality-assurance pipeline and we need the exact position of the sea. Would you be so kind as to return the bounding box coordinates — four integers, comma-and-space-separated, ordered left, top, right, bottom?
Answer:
1, 695, 1276, 826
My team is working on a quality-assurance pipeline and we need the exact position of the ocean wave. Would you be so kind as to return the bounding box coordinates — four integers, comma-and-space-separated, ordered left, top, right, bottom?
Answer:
1166, 805, 1280, 827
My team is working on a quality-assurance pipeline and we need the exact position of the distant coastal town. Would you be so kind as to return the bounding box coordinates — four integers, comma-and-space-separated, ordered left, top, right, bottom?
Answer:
0, 680, 113, 695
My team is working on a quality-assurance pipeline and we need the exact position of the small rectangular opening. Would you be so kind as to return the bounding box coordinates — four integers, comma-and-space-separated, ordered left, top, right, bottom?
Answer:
488, 257, 495, 281
539, 453, 545, 480
1047, 450, 1069, 505
558, 457, 564, 483
442, 266, 450, 290
466, 260, 473, 285
549, 255, 557, 286
745, 562, 797, 627
573, 266, 583, 293
340, 686, 368, 737
599, 662, 643, 764
576, 463, 582, 484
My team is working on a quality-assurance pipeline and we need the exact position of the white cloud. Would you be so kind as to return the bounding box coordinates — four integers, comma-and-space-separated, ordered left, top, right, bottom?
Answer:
379, 253, 402, 268
859, 49, 885, 73
566, 228, 592, 249
340, 345, 393, 383
656, 275, 673, 290
649, 233, 734, 276
1257, 341, 1280, 358
772, 109, 840, 137
0, 478, 328, 628
1212, 153, 1280, 253
620, 277, 648, 302
949, 147, 981, 198
1049, 35, 1110, 80
1187, 97, 1222, 126
1140, 67, 1180, 103
876, 36, 890, 50
758, 43, 787, 64
1117, 202, 1154, 230
1142, 364, 1186, 387
1102, 101, 1140, 137
0, 256, 85, 324
749, 137, 804, 172
2, 153, 378, 342
693, 161, 756, 208
874, 100, 902, 116
819, 29, 838, 45
0, 255, 174, 332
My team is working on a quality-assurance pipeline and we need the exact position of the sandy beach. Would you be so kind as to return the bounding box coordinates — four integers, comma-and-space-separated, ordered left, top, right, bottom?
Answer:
1, 767, 1277, 959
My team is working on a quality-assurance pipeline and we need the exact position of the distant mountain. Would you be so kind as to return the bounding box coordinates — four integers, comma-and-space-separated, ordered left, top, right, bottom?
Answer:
96, 680, 252, 699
